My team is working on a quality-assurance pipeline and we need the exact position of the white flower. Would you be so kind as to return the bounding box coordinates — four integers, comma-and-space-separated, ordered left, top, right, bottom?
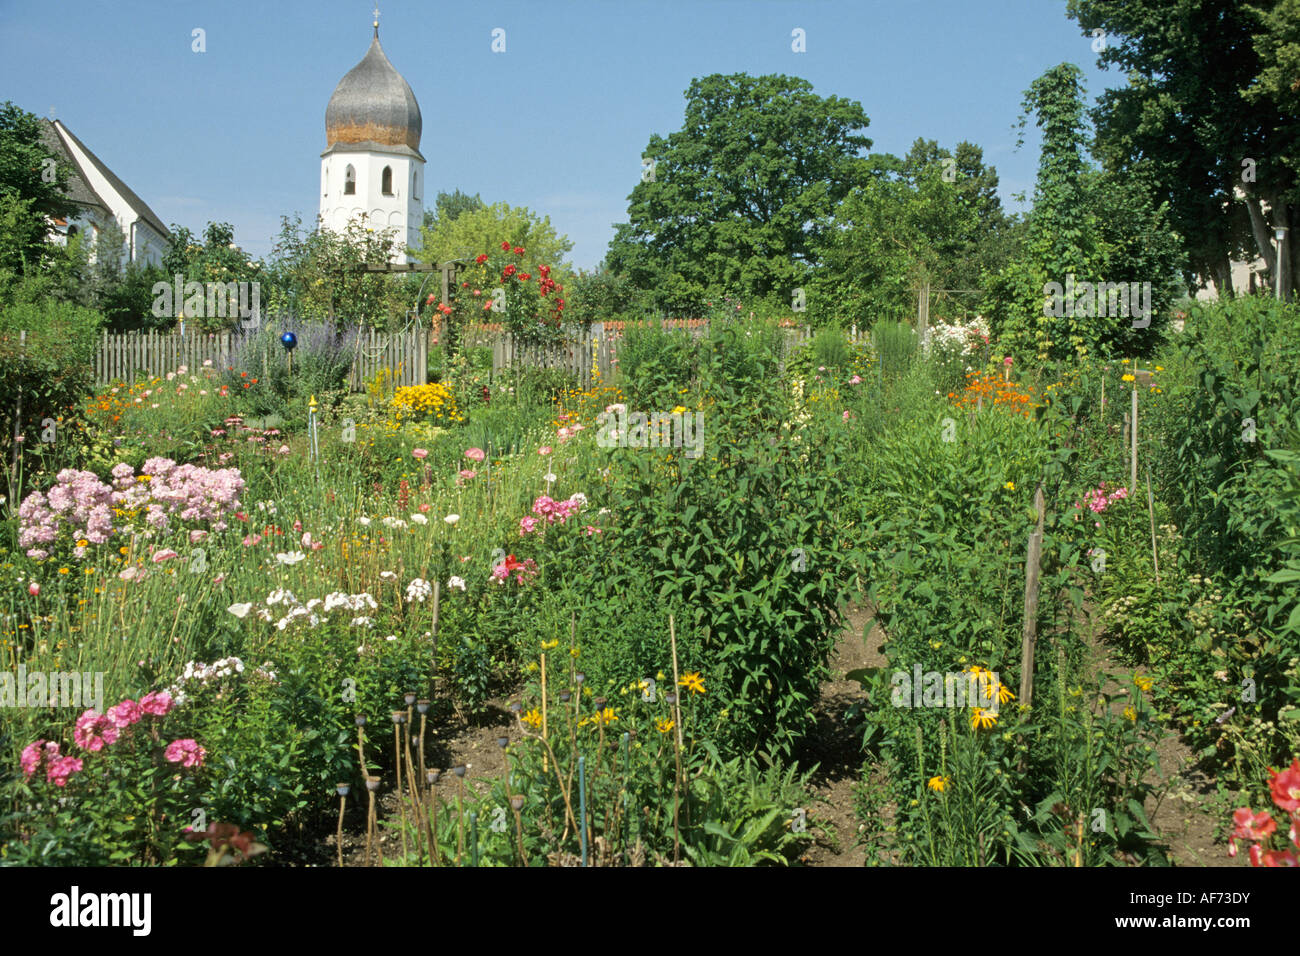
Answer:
358, 516, 371, 526
256, 608, 273, 622
379, 571, 398, 581
569, 492, 587, 508
275, 551, 306, 566
227, 602, 253, 619
444, 514, 460, 526
385, 634, 397, 642
381, 516, 407, 529
406, 578, 432, 603
543, 472, 557, 483
266, 588, 297, 606
448, 576, 466, 591
351, 616, 374, 627
410, 513, 428, 525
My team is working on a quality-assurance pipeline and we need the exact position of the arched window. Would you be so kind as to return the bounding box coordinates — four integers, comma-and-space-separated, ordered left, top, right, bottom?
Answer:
381, 166, 393, 196
323, 166, 328, 196
411, 168, 419, 201
344, 165, 356, 196
67, 224, 79, 238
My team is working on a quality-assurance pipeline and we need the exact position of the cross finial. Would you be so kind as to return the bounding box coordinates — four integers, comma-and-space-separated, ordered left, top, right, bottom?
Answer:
372, 4, 380, 32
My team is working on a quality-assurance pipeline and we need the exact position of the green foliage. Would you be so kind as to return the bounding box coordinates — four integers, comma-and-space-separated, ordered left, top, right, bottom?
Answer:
1067, 0, 1297, 292
0, 102, 78, 279
984, 64, 1186, 362
262, 214, 408, 328
614, 321, 697, 408
607, 73, 873, 312
417, 201, 575, 292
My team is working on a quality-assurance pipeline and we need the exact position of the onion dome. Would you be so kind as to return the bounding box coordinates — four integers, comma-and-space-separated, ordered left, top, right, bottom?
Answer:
324, 24, 422, 156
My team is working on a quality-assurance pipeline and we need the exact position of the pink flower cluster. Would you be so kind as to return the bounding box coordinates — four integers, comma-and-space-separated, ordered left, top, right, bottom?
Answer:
519, 493, 586, 535
19, 461, 244, 559
20, 740, 82, 787
20, 691, 184, 787
491, 553, 539, 586
1076, 483, 1128, 515
557, 422, 586, 443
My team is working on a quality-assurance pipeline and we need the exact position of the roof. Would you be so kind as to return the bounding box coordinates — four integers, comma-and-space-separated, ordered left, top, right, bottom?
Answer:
41, 119, 171, 240
325, 29, 422, 152
37, 119, 106, 212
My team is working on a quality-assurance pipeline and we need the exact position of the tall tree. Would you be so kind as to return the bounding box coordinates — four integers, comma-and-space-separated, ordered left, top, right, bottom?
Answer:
805, 140, 1011, 327
984, 64, 1185, 360
415, 200, 574, 282
606, 73, 873, 314
419, 188, 486, 234
0, 102, 78, 279
1066, 0, 1297, 298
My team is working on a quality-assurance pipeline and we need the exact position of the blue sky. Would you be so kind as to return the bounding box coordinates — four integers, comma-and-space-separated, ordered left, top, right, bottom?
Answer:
0, 0, 1117, 270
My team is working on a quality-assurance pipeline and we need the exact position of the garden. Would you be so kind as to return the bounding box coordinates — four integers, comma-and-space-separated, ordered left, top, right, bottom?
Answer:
2, 280, 1299, 866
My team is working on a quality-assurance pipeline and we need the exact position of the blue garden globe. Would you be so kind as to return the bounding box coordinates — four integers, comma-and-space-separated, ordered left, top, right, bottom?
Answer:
280, 332, 298, 351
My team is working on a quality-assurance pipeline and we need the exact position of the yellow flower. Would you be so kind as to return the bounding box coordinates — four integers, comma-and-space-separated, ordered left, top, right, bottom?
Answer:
1155, 365, 1163, 371
1121, 373, 1135, 383
671, 405, 688, 416
540, 639, 559, 651
76, 539, 88, 548
1121, 358, 1130, 364
521, 707, 543, 729
656, 670, 666, 681
1003, 481, 1015, 491
58, 567, 69, 575
1134, 674, 1153, 692
1122, 705, 1137, 722
654, 717, 674, 735
996, 683, 1015, 704
927, 775, 949, 792
678, 671, 705, 695
970, 707, 998, 730
570, 646, 580, 658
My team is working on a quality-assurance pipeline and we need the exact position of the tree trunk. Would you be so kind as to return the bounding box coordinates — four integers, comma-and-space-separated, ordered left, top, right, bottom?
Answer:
1212, 257, 1233, 298
1245, 193, 1278, 276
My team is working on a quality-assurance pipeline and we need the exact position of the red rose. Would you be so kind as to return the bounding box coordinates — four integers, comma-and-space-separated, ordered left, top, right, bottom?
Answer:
519, 273, 530, 281
475, 253, 489, 264
513, 246, 525, 256
501, 240, 511, 251
504, 264, 517, 277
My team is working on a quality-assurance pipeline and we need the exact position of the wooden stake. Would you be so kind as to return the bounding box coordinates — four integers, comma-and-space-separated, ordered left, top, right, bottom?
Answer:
1146, 464, 1160, 586
1130, 385, 1138, 493
1018, 483, 1046, 708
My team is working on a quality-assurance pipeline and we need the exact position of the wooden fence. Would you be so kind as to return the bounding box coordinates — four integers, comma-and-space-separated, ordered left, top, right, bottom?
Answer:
90, 321, 876, 393
94, 328, 427, 392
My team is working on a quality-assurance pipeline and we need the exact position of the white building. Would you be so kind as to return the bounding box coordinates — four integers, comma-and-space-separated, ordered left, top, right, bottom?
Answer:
319, 16, 424, 262
39, 118, 171, 266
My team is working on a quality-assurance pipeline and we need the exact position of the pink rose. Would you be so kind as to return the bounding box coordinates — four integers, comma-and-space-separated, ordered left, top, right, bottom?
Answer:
413, 448, 428, 460
538, 446, 552, 456
464, 447, 486, 462
28, 582, 39, 597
